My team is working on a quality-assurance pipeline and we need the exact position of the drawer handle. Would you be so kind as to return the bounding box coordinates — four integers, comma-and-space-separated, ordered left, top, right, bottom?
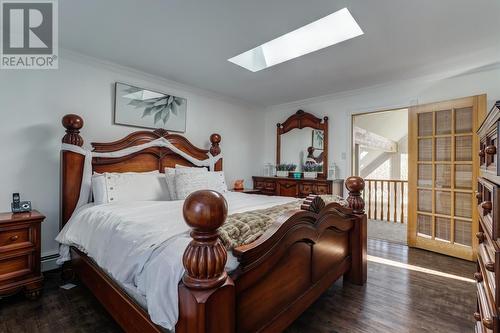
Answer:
9, 235, 19, 242
475, 192, 482, 201
485, 261, 495, 272
485, 145, 497, 155
474, 272, 483, 282
479, 149, 485, 158
476, 232, 485, 243
481, 201, 492, 214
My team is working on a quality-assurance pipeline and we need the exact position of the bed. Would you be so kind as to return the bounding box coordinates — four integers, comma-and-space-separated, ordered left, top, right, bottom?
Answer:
58, 114, 367, 333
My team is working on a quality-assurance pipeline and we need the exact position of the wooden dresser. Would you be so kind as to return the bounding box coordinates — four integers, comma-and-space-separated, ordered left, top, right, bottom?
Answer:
0, 210, 44, 299
252, 176, 343, 197
476, 100, 500, 332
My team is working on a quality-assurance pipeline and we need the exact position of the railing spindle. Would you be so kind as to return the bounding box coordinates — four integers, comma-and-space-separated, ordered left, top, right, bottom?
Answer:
393, 181, 397, 223
400, 181, 405, 223
363, 179, 407, 224
386, 181, 390, 222
368, 180, 372, 219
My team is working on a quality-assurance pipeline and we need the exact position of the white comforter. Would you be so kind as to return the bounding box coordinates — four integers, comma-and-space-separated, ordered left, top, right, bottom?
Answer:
55, 192, 296, 330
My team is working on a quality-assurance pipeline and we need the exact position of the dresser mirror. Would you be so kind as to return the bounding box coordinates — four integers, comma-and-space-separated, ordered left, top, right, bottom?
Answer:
277, 110, 328, 179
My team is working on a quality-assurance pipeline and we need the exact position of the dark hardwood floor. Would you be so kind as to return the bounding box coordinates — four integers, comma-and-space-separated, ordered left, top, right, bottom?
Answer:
0, 239, 476, 333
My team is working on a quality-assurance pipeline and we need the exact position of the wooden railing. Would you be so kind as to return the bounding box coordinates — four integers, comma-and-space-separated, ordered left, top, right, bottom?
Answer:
363, 179, 408, 224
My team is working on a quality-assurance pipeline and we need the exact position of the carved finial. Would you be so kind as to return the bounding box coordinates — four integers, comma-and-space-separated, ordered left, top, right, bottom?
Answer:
62, 114, 84, 146
153, 128, 169, 137
296, 110, 305, 115
301, 195, 325, 213
323, 116, 329, 122
277, 123, 281, 128
182, 190, 228, 290
209, 133, 221, 156
346, 176, 365, 214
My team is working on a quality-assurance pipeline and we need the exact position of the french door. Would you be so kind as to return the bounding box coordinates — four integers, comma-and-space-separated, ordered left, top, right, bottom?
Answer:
408, 95, 486, 260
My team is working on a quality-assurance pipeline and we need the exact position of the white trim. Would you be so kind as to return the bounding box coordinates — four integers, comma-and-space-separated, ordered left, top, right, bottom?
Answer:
268, 47, 500, 110
60, 48, 264, 111
41, 252, 60, 272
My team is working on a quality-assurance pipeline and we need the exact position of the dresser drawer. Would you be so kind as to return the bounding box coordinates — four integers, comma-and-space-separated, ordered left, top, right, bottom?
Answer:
314, 184, 330, 195
0, 253, 34, 282
299, 183, 315, 197
476, 277, 496, 331
0, 225, 34, 253
277, 181, 298, 197
478, 177, 500, 240
254, 179, 276, 194
477, 239, 497, 302
478, 108, 500, 180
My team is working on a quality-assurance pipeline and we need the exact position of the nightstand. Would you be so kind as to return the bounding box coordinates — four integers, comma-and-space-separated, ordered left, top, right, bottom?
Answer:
231, 189, 262, 194
0, 210, 44, 299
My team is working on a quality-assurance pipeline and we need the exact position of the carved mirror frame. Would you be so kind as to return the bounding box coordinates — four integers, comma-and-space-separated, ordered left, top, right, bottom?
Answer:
277, 110, 329, 179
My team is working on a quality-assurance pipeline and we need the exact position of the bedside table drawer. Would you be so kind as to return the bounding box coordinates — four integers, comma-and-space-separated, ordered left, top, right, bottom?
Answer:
0, 226, 33, 252
0, 253, 33, 282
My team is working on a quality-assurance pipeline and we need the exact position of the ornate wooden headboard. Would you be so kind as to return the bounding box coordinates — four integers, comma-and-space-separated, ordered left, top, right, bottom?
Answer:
60, 114, 222, 227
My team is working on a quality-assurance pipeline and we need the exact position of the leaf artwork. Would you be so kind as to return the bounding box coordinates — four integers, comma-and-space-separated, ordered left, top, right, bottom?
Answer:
313, 130, 324, 149
123, 87, 185, 125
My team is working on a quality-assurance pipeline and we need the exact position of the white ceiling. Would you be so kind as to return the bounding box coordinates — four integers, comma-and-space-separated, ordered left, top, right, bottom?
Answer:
60, 0, 500, 106
354, 109, 408, 142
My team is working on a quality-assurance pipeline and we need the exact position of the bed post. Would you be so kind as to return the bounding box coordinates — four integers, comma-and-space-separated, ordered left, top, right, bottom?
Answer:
61, 114, 85, 228
344, 176, 367, 285
210, 133, 223, 171
177, 190, 235, 333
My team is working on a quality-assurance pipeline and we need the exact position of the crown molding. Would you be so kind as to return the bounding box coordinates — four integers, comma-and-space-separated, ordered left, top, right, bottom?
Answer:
269, 46, 500, 111
59, 48, 264, 112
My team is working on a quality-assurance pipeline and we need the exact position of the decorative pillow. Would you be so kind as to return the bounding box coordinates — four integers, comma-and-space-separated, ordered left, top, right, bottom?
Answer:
164, 166, 207, 200
207, 171, 228, 193
174, 170, 210, 200
164, 168, 177, 200
92, 171, 169, 204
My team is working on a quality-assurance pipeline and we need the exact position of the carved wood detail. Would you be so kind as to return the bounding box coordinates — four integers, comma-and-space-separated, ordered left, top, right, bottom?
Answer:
62, 114, 84, 146
301, 195, 326, 213
182, 190, 229, 290
346, 176, 365, 214
276, 110, 329, 179
60, 114, 223, 226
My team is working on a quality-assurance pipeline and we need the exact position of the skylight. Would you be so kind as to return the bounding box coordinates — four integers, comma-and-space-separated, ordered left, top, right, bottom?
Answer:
228, 8, 363, 72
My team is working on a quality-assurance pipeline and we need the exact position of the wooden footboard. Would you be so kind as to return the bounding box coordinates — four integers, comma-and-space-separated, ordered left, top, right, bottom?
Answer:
177, 178, 366, 333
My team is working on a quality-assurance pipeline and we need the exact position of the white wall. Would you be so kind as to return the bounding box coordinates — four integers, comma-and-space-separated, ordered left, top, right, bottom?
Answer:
0, 50, 265, 259
265, 65, 500, 181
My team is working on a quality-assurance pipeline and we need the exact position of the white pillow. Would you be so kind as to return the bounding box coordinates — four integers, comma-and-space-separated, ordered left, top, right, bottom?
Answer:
174, 170, 210, 200
164, 166, 207, 200
174, 165, 226, 192
207, 171, 228, 193
92, 171, 169, 204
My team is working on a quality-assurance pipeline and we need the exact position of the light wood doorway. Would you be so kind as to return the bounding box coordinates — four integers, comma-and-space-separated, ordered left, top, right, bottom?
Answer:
408, 95, 486, 260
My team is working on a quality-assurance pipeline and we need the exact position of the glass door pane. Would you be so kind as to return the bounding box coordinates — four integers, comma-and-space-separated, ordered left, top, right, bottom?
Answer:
436, 110, 452, 135
455, 107, 473, 133
418, 112, 433, 136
